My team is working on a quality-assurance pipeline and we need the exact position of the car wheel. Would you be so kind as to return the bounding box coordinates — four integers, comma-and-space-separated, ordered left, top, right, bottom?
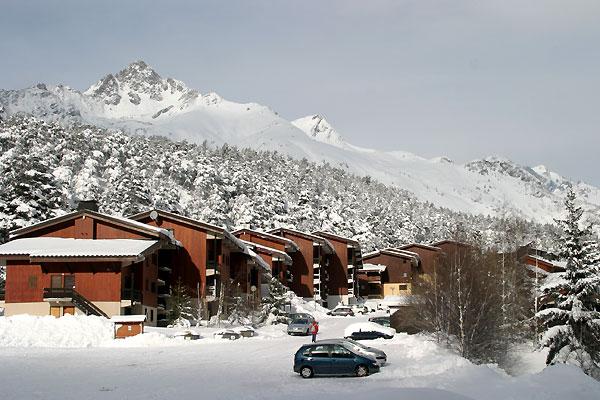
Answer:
300, 366, 313, 379
355, 365, 369, 377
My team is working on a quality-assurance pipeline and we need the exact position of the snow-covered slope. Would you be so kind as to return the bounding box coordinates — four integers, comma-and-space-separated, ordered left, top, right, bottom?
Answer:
1, 61, 599, 225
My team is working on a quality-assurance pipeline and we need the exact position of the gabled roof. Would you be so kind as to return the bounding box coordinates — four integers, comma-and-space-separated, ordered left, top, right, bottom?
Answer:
240, 240, 293, 265
398, 243, 442, 252
268, 227, 335, 254
9, 209, 176, 243
363, 248, 420, 263
0, 237, 159, 262
359, 263, 387, 273
311, 231, 360, 247
232, 228, 300, 252
128, 209, 225, 234
431, 240, 472, 248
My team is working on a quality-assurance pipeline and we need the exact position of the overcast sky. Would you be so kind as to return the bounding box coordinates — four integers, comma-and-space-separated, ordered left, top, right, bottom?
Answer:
1, 0, 599, 185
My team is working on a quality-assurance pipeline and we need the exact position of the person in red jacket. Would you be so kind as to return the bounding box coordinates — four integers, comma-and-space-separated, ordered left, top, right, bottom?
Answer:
310, 320, 319, 342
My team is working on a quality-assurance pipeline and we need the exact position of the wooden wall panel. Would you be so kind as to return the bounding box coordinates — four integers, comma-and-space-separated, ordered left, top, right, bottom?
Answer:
327, 238, 349, 296
363, 254, 412, 283
137, 216, 206, 296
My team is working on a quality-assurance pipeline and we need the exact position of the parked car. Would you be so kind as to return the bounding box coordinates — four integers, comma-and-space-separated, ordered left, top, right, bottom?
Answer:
363, 299, 380, 312
344, 322, 396, 341
327, 306, 355, 317
287, 318, 313, 336
293, 342, 380, 378
213, 329, 241, 340
351, 304, 369, 315
288, 313, 314, 323
322, 338, 387, 366
369, 316, 391, 328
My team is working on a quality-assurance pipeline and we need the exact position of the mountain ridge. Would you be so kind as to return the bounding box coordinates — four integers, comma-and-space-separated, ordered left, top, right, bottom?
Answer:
1, 61, 598, 228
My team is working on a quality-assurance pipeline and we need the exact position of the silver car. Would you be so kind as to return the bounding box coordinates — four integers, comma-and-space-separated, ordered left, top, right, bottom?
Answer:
287, 318, 313, 336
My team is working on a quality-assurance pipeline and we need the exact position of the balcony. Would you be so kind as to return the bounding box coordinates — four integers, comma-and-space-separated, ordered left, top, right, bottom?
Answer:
206, 260, 220, 277
159, 265, 172, 273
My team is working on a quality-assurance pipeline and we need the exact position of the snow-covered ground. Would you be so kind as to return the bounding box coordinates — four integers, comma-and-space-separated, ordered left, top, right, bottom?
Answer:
0, 313, 598, 400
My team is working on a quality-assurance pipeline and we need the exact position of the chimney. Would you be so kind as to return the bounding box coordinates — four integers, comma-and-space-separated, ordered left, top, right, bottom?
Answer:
77, 200, 99, 212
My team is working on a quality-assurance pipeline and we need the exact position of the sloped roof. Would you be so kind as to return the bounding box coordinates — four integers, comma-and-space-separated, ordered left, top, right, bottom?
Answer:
9, 209, 176, 243
240, 240, 293, 265
398, 243, 442, 252
312, 230, 360, 247
360, 263, 387, 273
0, 237, 159, 260
232, 228, 300, 251
268, 227, 335, 254
128, 209, 225, 234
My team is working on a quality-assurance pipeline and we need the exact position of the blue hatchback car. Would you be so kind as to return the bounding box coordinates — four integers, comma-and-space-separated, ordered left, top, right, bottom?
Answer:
294, 342, 380, 378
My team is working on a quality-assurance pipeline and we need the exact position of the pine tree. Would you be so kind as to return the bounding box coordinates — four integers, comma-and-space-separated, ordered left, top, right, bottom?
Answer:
167, 277, 195, 328
537, 189, 600, 378
260, 277, 291, 324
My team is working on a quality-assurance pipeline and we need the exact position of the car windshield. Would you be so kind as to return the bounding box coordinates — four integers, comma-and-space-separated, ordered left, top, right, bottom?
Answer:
293, 319, 309, 324
344, 339, 369, 350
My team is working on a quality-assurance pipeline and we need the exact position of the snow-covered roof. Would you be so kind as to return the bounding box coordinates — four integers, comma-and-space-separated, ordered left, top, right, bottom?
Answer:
128, 209, 226, 234
9, 209, 178, 245
240, 240, 293, 265
110, 315, 146, 323
246, 249, 271, 273
359, 263, 387, 273
399, 243, 441, 252
267, 227, 335, 253
232, 228, 300, 251
312, 230, 359, 246
363, 248, 420, 263
0, 238, 158, 259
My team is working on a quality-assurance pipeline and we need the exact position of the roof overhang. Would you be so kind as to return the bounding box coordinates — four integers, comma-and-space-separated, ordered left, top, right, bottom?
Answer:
0, 238, 161, 263
128, 209, 226, 235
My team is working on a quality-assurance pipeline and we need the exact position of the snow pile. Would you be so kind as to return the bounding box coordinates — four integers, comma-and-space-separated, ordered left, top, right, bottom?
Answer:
288, 294, 330, 320
0, 315, 113, 347
344, 322, 397, 338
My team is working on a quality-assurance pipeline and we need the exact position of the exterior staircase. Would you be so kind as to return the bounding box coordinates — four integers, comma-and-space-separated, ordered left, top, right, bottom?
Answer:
43, 288, 109, 318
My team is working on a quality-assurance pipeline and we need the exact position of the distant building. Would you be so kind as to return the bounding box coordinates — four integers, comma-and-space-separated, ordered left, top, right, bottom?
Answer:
312, 231, 362, 307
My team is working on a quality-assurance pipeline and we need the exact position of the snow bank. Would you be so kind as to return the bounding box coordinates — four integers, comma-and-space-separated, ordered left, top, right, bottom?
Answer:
344, 322, 396, 337
288, 294, 329, 320
0, 315, 113, 348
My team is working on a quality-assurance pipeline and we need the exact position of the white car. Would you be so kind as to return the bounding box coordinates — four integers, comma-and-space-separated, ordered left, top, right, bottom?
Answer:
351, 304, 369, 315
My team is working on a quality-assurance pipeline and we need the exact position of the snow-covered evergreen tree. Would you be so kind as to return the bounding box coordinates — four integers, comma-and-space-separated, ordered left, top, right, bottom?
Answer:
261, 277, 291, 325
537, 189, 600, 378
167, 277, 195, 328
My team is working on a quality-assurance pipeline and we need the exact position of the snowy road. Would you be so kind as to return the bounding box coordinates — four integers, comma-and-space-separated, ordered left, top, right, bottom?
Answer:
0, 314, 599, 400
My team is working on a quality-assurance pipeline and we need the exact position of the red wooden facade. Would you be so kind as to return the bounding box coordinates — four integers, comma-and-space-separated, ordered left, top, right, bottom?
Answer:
1, 210, 173, 322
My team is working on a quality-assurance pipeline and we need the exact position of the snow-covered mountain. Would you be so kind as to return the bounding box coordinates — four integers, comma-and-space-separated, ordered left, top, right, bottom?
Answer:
1, 61, 599, 225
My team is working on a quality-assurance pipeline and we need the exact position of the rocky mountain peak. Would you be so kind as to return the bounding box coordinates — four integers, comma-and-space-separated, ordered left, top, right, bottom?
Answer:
292, 114, 346, 147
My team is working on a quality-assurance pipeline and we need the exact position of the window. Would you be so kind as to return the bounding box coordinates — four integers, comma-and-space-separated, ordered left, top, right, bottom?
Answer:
150, 310, 154, 322
28, 275, 38, 289
403, 272, 408, 278
309, 345, 330, 358
398, 284, 408, 290
331, 345, 353, 359
64, 275, 75, 289
50, 275, 62, 289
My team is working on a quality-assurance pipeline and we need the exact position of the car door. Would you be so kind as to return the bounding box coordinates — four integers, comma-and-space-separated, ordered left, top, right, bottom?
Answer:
330, 345, 356, 375
307, 344, 332, 375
